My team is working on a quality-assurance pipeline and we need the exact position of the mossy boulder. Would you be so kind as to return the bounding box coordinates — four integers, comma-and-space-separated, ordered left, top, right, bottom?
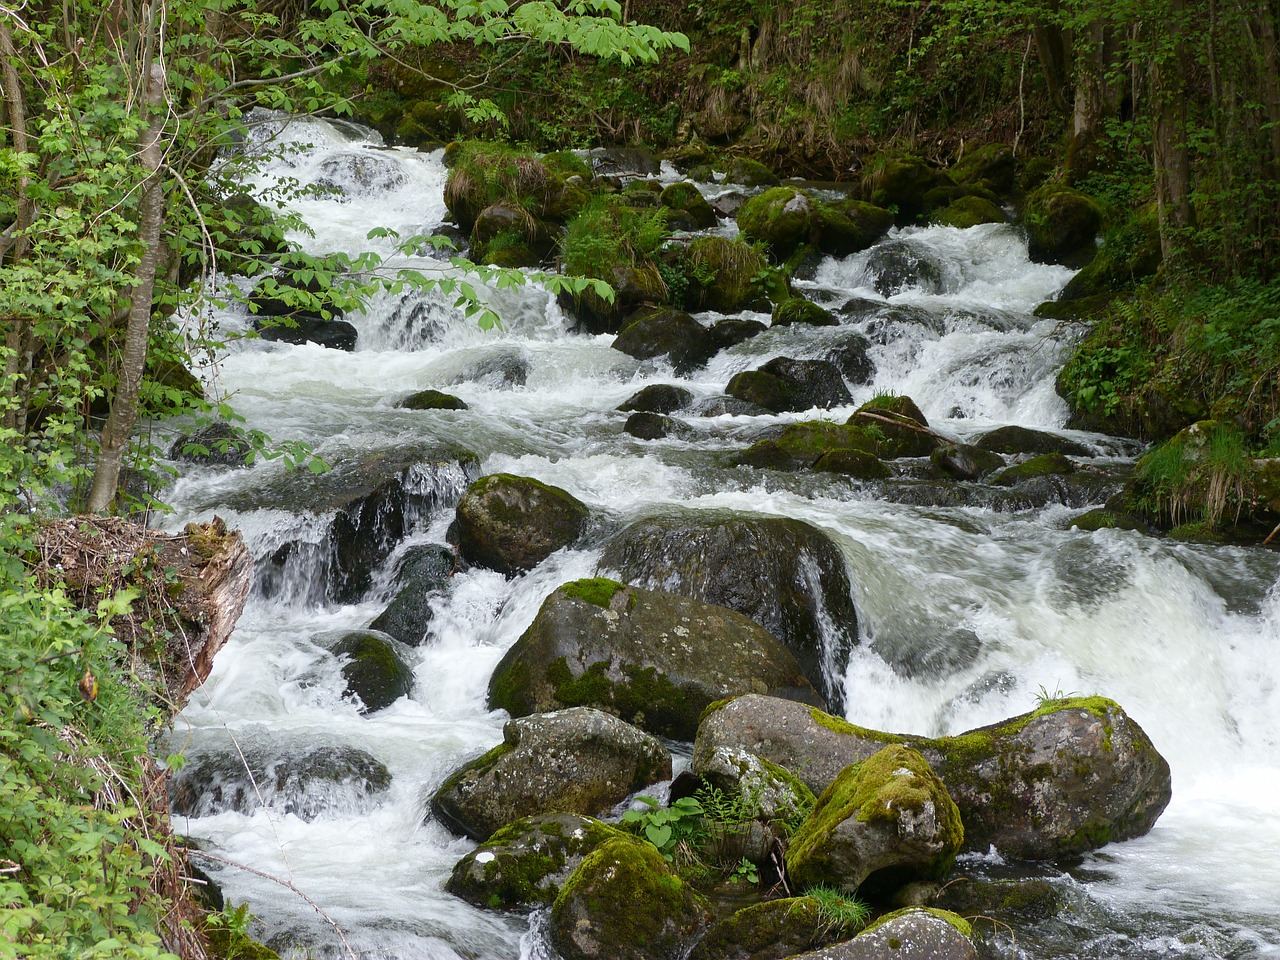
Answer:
368, 543, 455, 645
861, 154, 953, 224
1059, 203, 1162, 300
597, 513, 859, 712
326, 630, 414, 714
618, 384, 694, 415
550, 837, 711, 960
694, 694, 1172, 860
932, 196, 1007, 229
454, 473, 590, 575
772, 297, 838, 328
562, 261, 670, 334
1022, 184, 1104, 266
685, 236, 781, 312
737, 187, 819, 260
694, 746, 815, 827
445, 813, 629, 910
726, 357, 853, 414
863, 241, 945, 297
625, 411, 697, 442
989, 452, 1076, 487
949, 143, 1017, 195
848, 395, 940, 458
430, 708, 670, 841
787, 907, 977, 960
931, 876, 1064, 922
470, 202, 552, 267
974, 425, 1090, 457
930, 444, 1004, 481
708, 318, 768, 352
487, 579, 823, 741
725, 157, 780, 187
733, 421, 880, 472
613, 308, 717, 374
785, 745, 962, 898
818, 200, 895, 257
687, 897, 853, 960
444, 142, 571, 232
399, 388, 468, 411
661, 181, 718, 230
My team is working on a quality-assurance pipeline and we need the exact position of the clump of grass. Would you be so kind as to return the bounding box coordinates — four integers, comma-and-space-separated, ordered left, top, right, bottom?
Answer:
803, 884, 872, 936
561, 195, 670, 280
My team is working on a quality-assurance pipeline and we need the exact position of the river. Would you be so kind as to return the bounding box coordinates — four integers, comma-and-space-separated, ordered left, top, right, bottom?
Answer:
161, 115, 1280, 960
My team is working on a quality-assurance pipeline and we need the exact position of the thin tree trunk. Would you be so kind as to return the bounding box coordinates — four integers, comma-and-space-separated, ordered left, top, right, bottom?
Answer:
86, 62, 167, 514
1151, 0, 1195, 266
1256, 1, 1280, 177
0, 22, 34, 433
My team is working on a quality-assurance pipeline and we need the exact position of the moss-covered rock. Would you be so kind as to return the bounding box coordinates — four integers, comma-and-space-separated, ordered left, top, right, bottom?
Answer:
430, 707, 670, 841
785, 745, 962, 898
737, 187, 819, 260
550, 837, 711, 960
695, 746, 816, 827
812, 448, 893, 479
687, 897, 851, 960
734, 421, 878, 471
661, 181, 718, 230
613, 308, 717, 374
725, 157, 780, 187
1059, 204, 1161, 300
487, 580, 823, 740
929, 443, 1004, 481
694, 693, 1172, 860
1022, 183, 1104, 266
848, 395, 940, 458
726, 357, 853, 414
618, 384, 694, 414
597, 513, 859, 712
788, 907, 976, 960
446, 813, 630, 909
932, 195, 1007, 229
990, 452, 1076, 486
931, 876, 1064, 922
327, 630, 414, 714
444, 142, 579, 233
861, 154, 953, 224
399, 389, 468, 411
685, 236, 781, 312
949, 143, 1017, 195
772, 297, 838, 328
974, 425, 1090, 457
454, 473, 590, 575
817, 200, 895, 257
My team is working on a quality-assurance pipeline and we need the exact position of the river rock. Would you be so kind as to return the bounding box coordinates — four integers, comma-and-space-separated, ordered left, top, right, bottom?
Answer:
661, 181, 718, 230
454, 473, 590, 575
727, 357, 853, 413
975, 425, 1091, 457
618, 384, 693, 414
864, 241, 945, 297
693, 395, 773, 418
597, 513, 859, 710
787, 908, 977, 960
737, 186, 818, 259
624, 411, 696, 441
612, 308, 716, 374
930, 443, 1004, 481
368, 543, 455, 645
445, 813, 629, 909
256, 315, 358, 351
487, 578, 824, 740
708, 318, 768, 352
399, 388, 468, 411
825, 336, 876, 386
1022, 184, 1103, 266
818, 200, 895, 257
694, 694, 1172, 859
696, 745, 816, 826
933, 196, 1007, 229
325, 629, 415, 714
861, 154, 953, 224
688, 897, 855, 960
785, 745, 963, 898
170, 745, 391, 821
430, 707, 670, 842
773, 297, 839, 328
314, 150, 409, 199
989, 452, 1076, 486
549, 837, 710, 960
848, 395, 940, 458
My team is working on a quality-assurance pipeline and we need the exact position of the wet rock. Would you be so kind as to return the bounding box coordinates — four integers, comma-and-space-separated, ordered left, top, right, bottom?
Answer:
708, 318, 768, 352
470, 202, 552, 266
695, 746, 816, 826
587, 146, 661, 176
824, 336, 876, 386
430, 707, 670, 841
737, 187, 818, 260
848, 395, 940, 458
864, 241, 945, 297
625, 411, 696, 441
989, 452, 1076, 486
930, 444, 1004, 481
773, 298, 838, 328
818, 200, 896, 257
399, 389, 468, 411
734, 421, 878, 472
974, 425, 1091, 457
725, 157, 780, 186
1022, 184, 1104, 266
424, 223, 468, 259
787, 908, 977, 960
168, 421, 252, 467
710, 191, 748, 218
930, 876, 1064, 922
314, 151, 409, 199
550, 837, 710, 960
559, 261, 669, 334
597, 513, 859, 711
813, 448, 893, 479
170, 745, 391, 821
612, 308, 717, 374
368, 543, 455, 645
256, 315, 358, 351
861, 154, 953, 224
689, 897, 856, 960
454, 473, 590, 575
692, 395, 774, 417
618, 383, 693, 414
686, 236, 778, 313
933, 196, 1006, 229
487, 578, 824, 740
727, 357, 853, 414
324, 629, 415, 714
785, 745, 963, 898
695, 694, 1172, 860
661, 181, 718, 230
448, 348, 529, 389
445, 813, 630, 909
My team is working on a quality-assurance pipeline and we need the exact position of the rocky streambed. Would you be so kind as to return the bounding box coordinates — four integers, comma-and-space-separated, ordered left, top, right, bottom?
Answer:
161, 115, 1280, 960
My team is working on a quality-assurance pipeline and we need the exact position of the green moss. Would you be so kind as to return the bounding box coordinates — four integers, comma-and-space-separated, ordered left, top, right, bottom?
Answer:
205, 924, 281, 960
559, 577, 626, 608
990, 452, 1076, 486
686, 235, 773, 312
400, 388, 468, 411
737, 187, 817, 258
862, 906, 973, 939
735, 422, 878, 470
932, 195, 1006, 229
488, 658, 531, 715
547, 657, 617, 709
435, 742, 515, 797
772, 297, 837, 327
698, 695, 743, 725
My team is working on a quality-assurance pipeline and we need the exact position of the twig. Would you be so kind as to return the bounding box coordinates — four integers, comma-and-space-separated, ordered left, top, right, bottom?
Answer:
1263, 519, 1280, 545
187, 852, 359, 960
850, 409, 951, 443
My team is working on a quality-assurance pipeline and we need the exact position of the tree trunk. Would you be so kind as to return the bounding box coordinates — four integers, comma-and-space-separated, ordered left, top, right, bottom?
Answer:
0, 22, 35, 434
1151, 0, 1196, 266
1032, 3, 1070, 112
1256, 1, 1280, 178
86, 62, 168, 514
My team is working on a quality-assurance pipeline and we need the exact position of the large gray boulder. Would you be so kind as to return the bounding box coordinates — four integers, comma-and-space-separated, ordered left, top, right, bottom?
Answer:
454, 473, 590, 575
368, 543, 455, 645
784, 745, 963, 898
445, 813, 629, 909
549, 837, 710, 960
788, 908, 977, 960
597, 513, 858, 711
488, 579, 824, 740
430, 707, 670, 841
695, 694, 1172, 860
726, 357, 853, 414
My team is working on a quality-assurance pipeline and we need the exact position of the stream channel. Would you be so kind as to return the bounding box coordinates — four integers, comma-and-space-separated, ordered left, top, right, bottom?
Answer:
161, 115, 1280, 959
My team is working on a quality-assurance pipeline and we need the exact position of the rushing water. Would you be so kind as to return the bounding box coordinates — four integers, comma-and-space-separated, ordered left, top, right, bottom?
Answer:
162, 116, 1280, 959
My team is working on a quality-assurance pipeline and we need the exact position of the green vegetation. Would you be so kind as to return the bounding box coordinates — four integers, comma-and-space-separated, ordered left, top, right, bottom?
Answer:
802, 885, 872, 936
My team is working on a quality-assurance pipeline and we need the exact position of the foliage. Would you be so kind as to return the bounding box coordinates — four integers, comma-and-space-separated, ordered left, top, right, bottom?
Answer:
1133, 422, 1252, 529
561, 195, 672, 278
802, 884, 872, 935
621, 795, 706, 860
